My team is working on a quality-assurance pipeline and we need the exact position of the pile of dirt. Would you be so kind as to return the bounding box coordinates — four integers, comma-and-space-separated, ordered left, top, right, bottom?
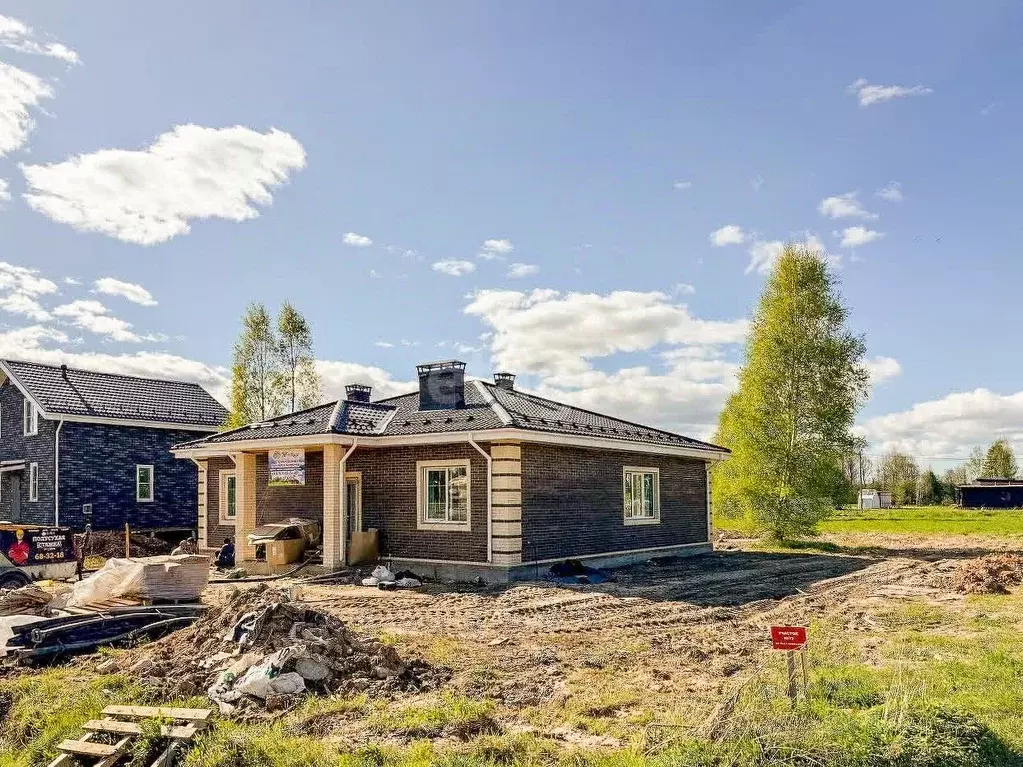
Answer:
75, 531, 173, 559
946, 553, 1023, 594
116, 586, 448, 717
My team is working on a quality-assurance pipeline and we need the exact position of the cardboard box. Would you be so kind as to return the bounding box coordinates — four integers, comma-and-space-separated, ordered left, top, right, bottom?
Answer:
266, 538, 305, 566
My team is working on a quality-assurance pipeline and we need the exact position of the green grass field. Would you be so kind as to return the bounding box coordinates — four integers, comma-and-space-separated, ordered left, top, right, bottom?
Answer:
717, 505, 1023, 538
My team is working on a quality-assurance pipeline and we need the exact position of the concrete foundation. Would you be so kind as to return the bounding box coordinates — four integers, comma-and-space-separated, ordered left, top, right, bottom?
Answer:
383, 541, 714, 584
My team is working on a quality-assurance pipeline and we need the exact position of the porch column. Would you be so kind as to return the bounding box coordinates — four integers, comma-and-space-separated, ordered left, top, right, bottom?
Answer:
491, 442, 523, 565
196, 459, 208, 550
236, 452, 258, 562
322, 443, 343, 569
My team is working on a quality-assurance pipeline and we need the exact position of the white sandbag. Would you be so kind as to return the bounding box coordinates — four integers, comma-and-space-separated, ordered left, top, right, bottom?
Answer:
269, 672, 306, 695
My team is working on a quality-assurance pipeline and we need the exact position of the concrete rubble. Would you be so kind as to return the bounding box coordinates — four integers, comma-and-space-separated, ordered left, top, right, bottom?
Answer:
117, 585, 447, 717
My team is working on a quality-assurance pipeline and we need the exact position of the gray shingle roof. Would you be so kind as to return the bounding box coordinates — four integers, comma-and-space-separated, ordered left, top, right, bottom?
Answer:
174, 377, 726, 454
483, 382, 722, 449
2, 359, 227, 429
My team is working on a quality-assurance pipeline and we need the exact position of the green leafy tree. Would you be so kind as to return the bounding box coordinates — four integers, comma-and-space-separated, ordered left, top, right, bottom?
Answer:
227, 303, 283, 427
712, 245, 869, 539
277, 301, 321, 413
982, 439, 1018, 479
876, 450, 920, 506
916, 469, 947, 505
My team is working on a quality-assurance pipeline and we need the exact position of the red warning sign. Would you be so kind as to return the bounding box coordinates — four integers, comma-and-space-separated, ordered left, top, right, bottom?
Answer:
770, 625, 807, 650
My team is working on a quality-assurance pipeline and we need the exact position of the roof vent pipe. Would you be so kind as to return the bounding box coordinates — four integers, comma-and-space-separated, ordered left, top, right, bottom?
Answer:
345, 384, 372, 403
493, 372, 515, 391
417, 360, 466, 410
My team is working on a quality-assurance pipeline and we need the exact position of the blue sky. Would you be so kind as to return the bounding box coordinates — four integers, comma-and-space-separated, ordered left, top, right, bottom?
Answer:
1, 1, 1021, 469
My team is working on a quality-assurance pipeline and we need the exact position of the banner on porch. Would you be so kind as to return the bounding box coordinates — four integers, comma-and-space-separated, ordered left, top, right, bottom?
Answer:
268, 449, 306, 486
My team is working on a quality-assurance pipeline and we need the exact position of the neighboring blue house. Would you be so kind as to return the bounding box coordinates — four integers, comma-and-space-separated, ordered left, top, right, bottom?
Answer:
0, 360, 227, 531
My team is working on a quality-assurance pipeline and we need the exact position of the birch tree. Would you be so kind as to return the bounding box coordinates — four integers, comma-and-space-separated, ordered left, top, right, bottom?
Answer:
277, 301, 321, 412
712, 244, 869, 539
227, 303, 283, 427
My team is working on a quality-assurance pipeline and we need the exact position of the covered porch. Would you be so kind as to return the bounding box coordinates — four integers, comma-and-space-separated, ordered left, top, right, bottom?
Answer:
202, 442, 359, 569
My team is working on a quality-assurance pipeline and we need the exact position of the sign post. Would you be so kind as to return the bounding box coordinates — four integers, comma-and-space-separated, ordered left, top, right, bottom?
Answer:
770, 626, 808, 707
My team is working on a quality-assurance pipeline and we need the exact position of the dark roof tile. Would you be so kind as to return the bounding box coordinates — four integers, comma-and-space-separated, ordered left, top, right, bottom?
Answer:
2, 359, 226, 429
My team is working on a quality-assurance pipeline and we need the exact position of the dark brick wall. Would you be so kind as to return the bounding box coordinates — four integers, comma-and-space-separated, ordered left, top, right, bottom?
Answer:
0, 380, 56, 525
254, 450, 324, 525
348, 443, 490, 562
58, 422, 208, 531
520, 443, 709, 561
206, 456, 236, 548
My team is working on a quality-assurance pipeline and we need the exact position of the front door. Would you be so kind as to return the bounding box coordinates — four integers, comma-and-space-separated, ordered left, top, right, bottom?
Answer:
9, 475, 20, 522
345, 477, 361, 541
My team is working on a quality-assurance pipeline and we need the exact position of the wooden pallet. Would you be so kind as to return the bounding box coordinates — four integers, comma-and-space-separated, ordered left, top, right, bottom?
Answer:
47, 705, 211, 767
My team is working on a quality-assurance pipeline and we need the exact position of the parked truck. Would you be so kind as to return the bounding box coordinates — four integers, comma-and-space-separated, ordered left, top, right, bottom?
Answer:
0, 524, 77, 589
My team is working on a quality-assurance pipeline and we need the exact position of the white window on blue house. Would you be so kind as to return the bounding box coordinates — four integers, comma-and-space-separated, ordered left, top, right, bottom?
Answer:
22, 399, 38, 436
28, 462, 38, 502
136, 465, 154, 502
623, 467, 660, 525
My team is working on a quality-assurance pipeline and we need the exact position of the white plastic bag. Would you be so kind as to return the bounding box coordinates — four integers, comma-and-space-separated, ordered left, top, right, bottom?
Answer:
269, 672, 306, 695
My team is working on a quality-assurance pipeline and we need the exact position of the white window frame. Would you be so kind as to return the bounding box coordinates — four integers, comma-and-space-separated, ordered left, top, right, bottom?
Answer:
219, 471, 238, 523
623, 466, 660, 525
23, 399, 38, 436
416, 459, 471, 531
28, 462, 38, 503
136, 464, 154, 503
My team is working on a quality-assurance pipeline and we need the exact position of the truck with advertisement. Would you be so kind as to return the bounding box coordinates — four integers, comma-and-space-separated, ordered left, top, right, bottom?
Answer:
0, 524, 77, 589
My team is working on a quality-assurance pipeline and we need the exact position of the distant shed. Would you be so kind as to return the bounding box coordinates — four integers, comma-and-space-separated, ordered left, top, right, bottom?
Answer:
956, 477, 1023, 509
858, 489, 892, 509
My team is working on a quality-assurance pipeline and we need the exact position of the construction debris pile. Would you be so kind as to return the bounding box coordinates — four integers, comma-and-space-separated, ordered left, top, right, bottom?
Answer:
75, 531, 173, 560
0, 584, 55, 617
946, 553, 1023, 594
122, 586, 447, 717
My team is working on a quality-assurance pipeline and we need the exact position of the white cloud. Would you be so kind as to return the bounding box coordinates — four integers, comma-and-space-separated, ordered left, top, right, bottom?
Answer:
0, 179, 8, 202
93, 277, 157, 306
342, 232, 373, 247
0, 261, 57, 297
0, 292, 49, 321
432, 259, 476, 277
745, 234, 829, 275
465, 288, 747, 378
857, 389, 1023, 459
839, 226, 884, 248
374, 341, 394, 348
875, 181, 903, 203
865, 356, 901, 385
0, 61, 54, 156
847, 78, 932, 107
750, 176, 764, 192
672, 180, 692, 190
21, 125, 307, 245
52, 299, 144, 342
0, 14, 78, 63
316, 360, 414, 402
63, 277, 80, 285
818, 192, 877, 219
710, 225, 747, 247
479, 239, 513, 260
674, 283, 696, 295
507, 262, 538, 278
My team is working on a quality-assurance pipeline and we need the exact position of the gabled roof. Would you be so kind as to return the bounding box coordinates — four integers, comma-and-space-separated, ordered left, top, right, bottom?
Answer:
0, 359, 228, 430
174, 377, 727, 456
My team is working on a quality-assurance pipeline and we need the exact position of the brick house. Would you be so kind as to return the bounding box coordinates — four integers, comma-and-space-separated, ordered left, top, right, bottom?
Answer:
0, 360, 227, 531
173, 360, 729, 580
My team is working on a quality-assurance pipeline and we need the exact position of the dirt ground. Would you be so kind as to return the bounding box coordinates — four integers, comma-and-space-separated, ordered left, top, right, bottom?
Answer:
200, 536, 1015, 745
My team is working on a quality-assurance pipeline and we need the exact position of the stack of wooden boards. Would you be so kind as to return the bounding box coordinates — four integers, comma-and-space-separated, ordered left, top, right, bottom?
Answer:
48, 705, 212, 767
